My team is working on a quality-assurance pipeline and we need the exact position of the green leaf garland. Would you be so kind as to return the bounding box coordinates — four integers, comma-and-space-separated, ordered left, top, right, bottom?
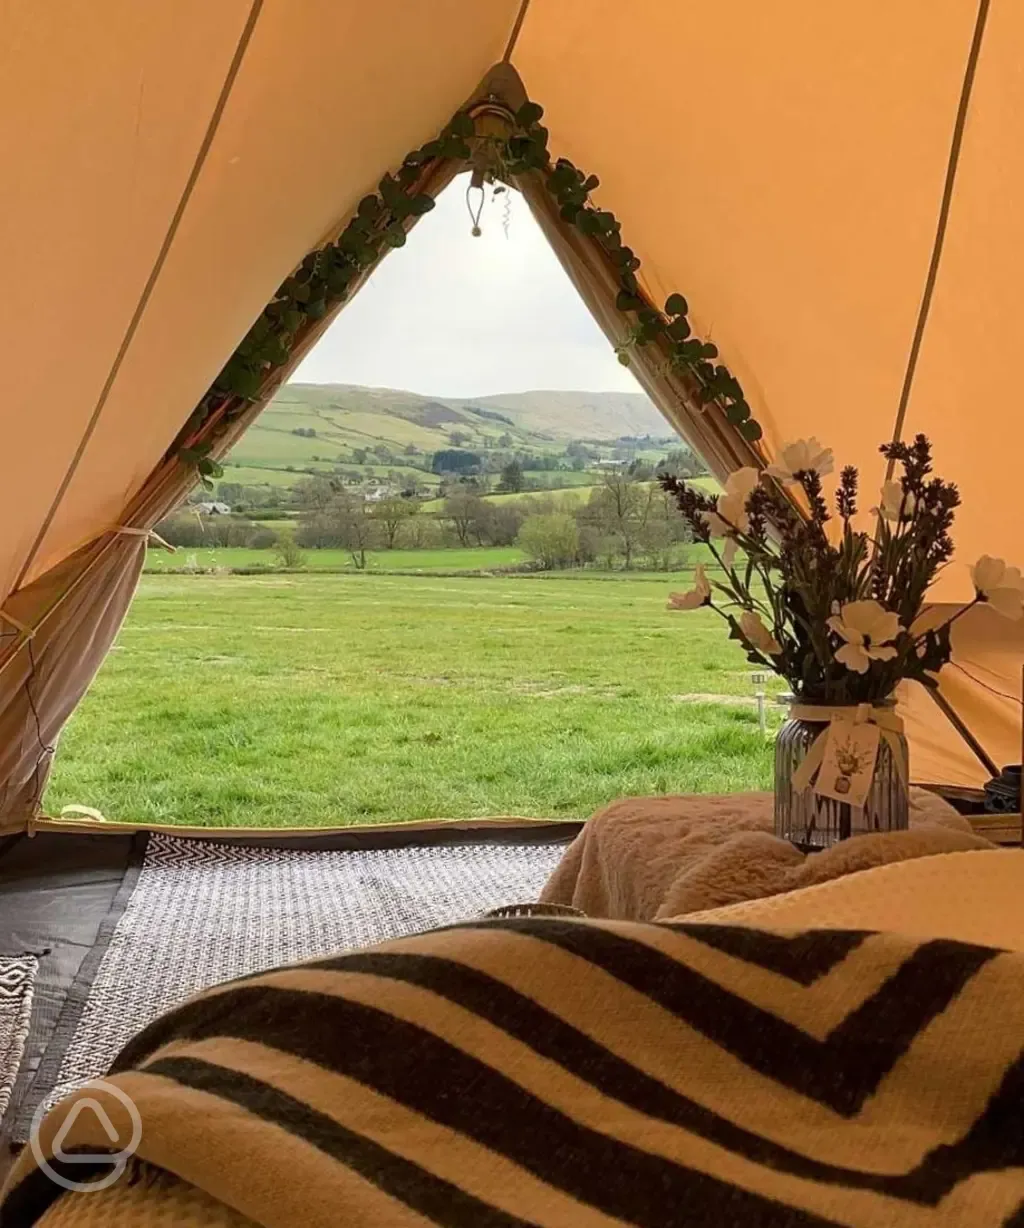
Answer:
174, 98, 762, 480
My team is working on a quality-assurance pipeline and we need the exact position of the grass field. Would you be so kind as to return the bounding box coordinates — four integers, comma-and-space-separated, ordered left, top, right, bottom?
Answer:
419, 485, 597, 513
419, 475, 719, 514
143, 544, 719, 575
144, 546, 528, 573
219, 462, 442, 490
44, 572, 783, 828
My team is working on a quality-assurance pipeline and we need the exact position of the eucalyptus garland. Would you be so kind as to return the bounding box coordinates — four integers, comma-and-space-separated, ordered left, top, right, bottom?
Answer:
175, 99, 761, 486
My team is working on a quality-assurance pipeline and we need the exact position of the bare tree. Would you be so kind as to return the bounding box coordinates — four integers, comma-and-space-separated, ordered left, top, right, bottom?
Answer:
296, 492, 378, 568
368, 496, 419, 549
579, 470, 654, 569
292, 475, 337, 510
444, 491, 487, 546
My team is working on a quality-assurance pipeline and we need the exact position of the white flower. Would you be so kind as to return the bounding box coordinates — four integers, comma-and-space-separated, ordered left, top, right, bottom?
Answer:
704, 495, 747, 537
722, 538, 738, 569
704, 467, 760, 537
827, 599, 903, 675
875, 481, 917, 522
668, 564, 711, 611
724, 467, 760, 500
766, 438, 835, 485
739, 610, 781, 656
971, 556, 1024, 620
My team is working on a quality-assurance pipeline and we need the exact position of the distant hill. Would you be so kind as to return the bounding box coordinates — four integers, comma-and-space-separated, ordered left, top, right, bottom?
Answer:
221, 383, 678, 493
454, 390, 669, 440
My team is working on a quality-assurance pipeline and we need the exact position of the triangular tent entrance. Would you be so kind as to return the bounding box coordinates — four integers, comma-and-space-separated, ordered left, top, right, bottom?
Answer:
1, 10, 1022, 834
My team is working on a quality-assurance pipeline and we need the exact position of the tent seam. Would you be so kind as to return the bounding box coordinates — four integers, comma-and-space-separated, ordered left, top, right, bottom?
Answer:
10, 0, 265, 594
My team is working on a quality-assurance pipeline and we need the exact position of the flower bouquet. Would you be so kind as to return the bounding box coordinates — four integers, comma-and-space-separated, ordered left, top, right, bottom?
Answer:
661, 435, 1024, 848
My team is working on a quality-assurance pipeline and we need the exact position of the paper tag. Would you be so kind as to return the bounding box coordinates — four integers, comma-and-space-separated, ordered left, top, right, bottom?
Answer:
813, 720, 881, 808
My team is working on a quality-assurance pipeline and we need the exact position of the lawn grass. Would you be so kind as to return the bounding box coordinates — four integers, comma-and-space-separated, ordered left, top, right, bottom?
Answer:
44, 572, 783, 829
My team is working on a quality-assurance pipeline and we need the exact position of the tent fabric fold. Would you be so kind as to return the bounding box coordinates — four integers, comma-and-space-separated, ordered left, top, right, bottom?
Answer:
0, 156, 461, 829
0, 1, 1020, 828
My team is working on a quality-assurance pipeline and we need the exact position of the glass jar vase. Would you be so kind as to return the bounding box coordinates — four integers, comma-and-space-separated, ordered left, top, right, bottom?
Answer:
774, 701, 909, 851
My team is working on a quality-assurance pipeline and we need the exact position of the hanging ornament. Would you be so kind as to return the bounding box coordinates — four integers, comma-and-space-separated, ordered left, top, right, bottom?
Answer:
466, 168, 486, 237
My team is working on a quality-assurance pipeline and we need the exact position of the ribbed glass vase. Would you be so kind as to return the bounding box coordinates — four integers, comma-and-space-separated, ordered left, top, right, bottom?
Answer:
774, 702, 909, 851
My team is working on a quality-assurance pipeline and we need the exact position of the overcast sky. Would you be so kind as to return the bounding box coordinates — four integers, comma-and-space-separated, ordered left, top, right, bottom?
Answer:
290, 173, 644, 398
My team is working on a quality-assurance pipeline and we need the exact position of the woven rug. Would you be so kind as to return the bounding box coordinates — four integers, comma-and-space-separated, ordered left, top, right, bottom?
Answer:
21, 833, 564, 1133
0, 956, 38, 1123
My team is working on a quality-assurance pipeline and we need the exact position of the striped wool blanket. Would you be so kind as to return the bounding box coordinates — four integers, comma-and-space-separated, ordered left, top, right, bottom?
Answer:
5, 916, 1024, 1227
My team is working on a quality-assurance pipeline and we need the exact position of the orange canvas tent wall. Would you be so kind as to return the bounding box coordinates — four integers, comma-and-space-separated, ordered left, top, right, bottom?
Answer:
0, 0, 1020, 830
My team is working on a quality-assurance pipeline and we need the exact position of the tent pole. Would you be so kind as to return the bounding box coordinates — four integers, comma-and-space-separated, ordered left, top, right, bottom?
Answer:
883, 0, 990, 477
925, 687, 999, 780
501, 0, 532, 63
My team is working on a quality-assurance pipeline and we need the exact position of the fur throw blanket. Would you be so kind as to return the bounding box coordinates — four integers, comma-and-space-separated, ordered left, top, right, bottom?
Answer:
540, 789, 992, 920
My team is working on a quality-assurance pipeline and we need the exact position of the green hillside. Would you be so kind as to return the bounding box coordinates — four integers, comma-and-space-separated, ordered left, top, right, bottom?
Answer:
219, 382, 684, 500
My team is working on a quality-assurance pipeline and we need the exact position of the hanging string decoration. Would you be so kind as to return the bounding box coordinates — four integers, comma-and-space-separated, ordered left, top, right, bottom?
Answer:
465, 173, 486, 237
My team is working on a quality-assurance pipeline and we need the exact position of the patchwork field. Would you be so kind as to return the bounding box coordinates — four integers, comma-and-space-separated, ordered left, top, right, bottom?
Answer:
45, 570, 784, 829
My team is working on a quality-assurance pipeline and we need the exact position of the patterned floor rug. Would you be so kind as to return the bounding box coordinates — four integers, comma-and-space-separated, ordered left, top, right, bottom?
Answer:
0, 956, 38, 1123
22, 833, 565, 1131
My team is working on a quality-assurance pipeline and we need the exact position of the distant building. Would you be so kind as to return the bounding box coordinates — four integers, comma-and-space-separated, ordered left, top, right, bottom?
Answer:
595, 459, 627, 469
194, 501, 232, 515
363, 487, 393, 503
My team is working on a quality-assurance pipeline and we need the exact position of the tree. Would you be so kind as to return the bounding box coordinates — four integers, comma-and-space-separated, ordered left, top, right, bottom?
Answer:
368, 495, 419, 549
484, 502, 527, 547
565, 440, 596, 467
292, 476, 337, 510
443, 491, 488, 546
655, 447, 708, 480
295, 492, 378, 567
497, 458, 525, 493
578, 469, 657, 569
516, 514, 580, 570
627, 458, 655, 481
640, 488, 691, 570
497, 433, 514, 448
576, 478, 689, 570
432, 448, 481, 476
215, 481, 245, 506
448, 430, 471, 447
273, 530, 306, 569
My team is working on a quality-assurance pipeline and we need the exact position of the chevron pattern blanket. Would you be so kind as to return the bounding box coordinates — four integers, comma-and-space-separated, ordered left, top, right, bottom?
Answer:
4, 918, 1024, 1227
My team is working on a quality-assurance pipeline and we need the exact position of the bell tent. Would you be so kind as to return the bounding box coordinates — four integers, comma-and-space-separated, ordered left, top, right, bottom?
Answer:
1, 0, 1022, 839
